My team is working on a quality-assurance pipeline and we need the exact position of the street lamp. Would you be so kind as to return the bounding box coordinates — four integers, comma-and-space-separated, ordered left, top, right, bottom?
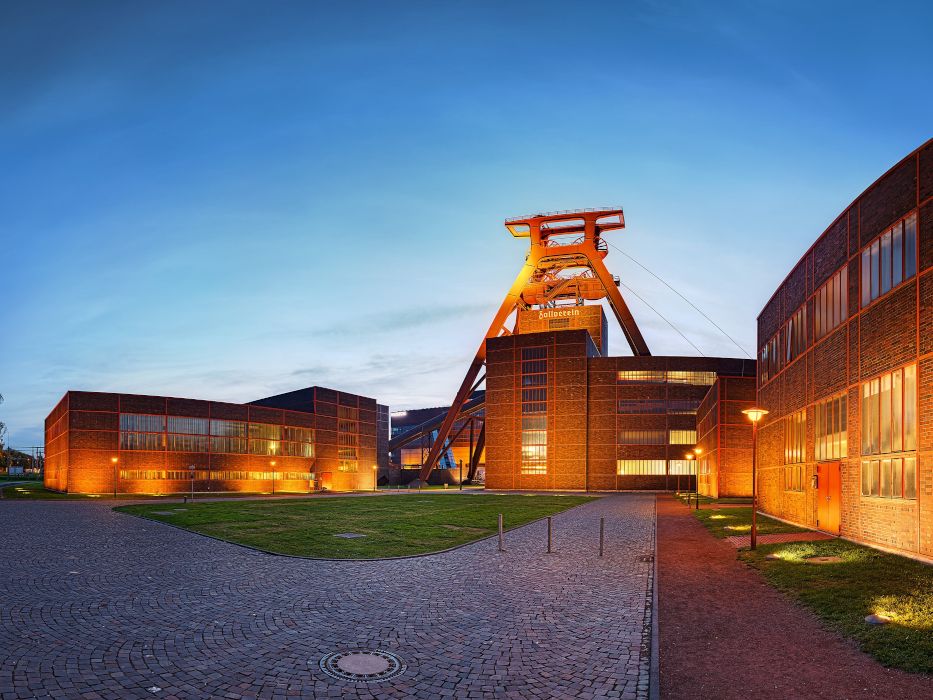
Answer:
684, 453, 694, 507
111, 457, 119, 499
270, 460, 276, 496
742, 407, 769, 550
694, 446, 703, 510
372, 464, 378, 492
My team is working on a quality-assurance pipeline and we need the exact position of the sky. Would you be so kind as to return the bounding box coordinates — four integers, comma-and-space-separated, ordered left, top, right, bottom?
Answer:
1, 0, 931, 448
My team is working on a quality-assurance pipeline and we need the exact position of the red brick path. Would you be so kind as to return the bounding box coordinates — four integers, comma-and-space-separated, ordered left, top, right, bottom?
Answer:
657, 495, 933, 699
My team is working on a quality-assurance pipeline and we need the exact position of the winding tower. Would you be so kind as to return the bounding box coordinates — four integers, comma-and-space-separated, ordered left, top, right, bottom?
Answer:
416, 207, 650, 483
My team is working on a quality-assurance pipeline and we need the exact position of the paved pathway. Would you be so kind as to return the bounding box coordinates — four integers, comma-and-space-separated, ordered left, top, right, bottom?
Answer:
0, 493, 655, 699
657, 496, 933, 700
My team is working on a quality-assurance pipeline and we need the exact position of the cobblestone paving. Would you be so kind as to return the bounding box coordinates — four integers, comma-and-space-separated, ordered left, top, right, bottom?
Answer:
0, 494, 655, 699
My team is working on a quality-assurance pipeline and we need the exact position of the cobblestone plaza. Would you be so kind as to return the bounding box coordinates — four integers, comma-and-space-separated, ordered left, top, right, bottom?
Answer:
0, 494, 655, 699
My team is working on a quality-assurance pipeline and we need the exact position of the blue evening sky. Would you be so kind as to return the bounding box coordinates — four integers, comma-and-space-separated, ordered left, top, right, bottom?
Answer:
2, 1, 931, 447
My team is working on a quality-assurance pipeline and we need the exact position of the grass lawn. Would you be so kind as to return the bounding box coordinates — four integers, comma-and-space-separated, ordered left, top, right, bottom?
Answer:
742, 540, 933, 674
0, 482, 90, 499
117, 493, 596, 558
693, 507, 807, 539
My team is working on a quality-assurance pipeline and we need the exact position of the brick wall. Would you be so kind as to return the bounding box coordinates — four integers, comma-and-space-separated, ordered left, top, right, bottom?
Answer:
756, 140, 933, 560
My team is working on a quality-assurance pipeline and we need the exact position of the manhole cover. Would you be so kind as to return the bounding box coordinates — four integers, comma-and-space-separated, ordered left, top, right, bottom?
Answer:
334, 532, 367, 539
318, 650, 405, 683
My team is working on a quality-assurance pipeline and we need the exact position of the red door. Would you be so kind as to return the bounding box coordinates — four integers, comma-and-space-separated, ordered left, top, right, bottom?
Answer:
817, 462, 841, 535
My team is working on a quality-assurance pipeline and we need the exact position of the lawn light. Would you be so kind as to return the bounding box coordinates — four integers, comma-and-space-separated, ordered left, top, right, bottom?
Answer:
270, 460, 276, 496
742, 407, 769, 550
372, 464, 378, 492
111, 457, 119, 499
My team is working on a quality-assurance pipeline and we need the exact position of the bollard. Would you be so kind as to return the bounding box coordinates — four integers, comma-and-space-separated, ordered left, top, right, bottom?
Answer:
498, 513, 505, 552
598, 517, 604, 558
547, 516, 552, 554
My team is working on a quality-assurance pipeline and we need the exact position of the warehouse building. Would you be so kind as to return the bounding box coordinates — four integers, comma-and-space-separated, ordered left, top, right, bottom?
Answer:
44, 386, 381, 494
483, 316, 755, 491
755, 139, 932, 560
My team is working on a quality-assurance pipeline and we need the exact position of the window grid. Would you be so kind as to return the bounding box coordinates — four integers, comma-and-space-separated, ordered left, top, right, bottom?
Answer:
860, 212, 917, 308
861, 364, 917, 457
861, 457, 916, 500
815, 267, 848, 340
815, 393, 847, 461
784, 410, 805, 464
669, 429, 697, 445
520, 346, 548, 475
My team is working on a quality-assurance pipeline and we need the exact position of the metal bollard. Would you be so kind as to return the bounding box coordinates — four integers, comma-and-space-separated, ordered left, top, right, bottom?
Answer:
598, 517, 605, 558
498, 513, 505, 552
547, 516, 552, 554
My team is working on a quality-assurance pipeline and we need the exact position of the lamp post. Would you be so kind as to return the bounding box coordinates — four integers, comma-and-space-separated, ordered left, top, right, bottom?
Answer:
111, 457, 119, 499
372, 464, 378, 492
270, 460, 276, 496
685, 453, 694, 507
742, 407, 769, 550
694, 446, 703, 510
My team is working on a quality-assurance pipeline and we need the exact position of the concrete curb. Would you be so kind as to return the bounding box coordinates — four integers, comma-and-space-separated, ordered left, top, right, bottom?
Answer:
115, 496, 598, 563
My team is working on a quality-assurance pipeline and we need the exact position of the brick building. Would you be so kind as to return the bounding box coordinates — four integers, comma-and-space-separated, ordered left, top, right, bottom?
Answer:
755, 139, 932, 560
695, 375, 757, 498
45, 386, 380, 494
483, 318, 755, 491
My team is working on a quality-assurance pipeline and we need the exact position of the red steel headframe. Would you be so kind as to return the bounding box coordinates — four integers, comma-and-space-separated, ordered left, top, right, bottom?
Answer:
417, 208, 650, 482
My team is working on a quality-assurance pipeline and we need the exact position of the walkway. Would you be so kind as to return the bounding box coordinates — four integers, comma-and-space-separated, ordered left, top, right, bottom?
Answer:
656, 495, 933, 699
0, 493, 655, 699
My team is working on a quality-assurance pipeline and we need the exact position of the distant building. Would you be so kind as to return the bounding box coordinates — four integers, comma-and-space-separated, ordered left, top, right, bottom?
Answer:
483, 307, 755, 490
45, 386, 379, 494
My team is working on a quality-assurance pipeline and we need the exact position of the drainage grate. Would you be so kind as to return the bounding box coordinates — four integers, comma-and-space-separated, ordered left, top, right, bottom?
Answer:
318, 650, 406, 683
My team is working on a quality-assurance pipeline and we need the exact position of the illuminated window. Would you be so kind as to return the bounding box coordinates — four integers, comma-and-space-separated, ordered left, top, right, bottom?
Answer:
617, 370, 666, 383
861, 365, 917, 456
815, 267, 848, 340
784, 410, 805, 464
861, 457, 916, 500
211, 419, 246, 437
669, 430, 697, 445
617, 430, 666, 445
119, 432, 165, 451
338, 460, 358, 472
167, 416, 208, 435
520, 346, 548, 474
616, 460, 666, 475
861, 212, 917, 307
249, 439, 280, 456
814, 393, 846, 461
120, 414, 166, 432
784, 465, 804, 492
667, 459, 694, 475
785, 304, 807, 363
249, 422, 280, 441
617, 400, 666, 414
666, 371, 716, 386
210, 436, 246, 454
167, 434, 208, 452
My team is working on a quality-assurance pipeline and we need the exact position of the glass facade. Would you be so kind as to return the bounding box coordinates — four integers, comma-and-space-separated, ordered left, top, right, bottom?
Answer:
118, 412, 315, 457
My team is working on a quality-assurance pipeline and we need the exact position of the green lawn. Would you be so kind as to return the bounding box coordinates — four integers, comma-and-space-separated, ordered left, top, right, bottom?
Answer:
693, 507, 807, 539
743, 540, 933, 674
117, 493, 595, 558
0, 482, 90, 499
